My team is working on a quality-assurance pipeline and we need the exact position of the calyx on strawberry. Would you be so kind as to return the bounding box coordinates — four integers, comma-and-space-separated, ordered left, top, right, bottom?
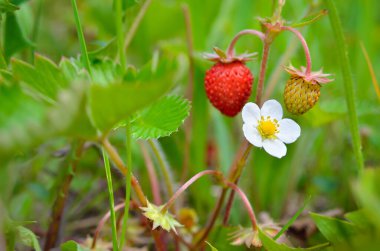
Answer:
204, 48, 256, 117
283, 65, 333, 115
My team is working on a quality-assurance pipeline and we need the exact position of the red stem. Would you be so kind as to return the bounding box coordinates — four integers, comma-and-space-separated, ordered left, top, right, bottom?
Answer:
255, 36, 271, 106
226, 29, 265, 58
161, 170, 221, 213
226, 182, 258, 231
281, 26, 312, 75
139, 142, 162, 204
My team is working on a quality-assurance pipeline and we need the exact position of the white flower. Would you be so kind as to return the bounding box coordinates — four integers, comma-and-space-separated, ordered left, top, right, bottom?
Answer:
242, 99, 301, 158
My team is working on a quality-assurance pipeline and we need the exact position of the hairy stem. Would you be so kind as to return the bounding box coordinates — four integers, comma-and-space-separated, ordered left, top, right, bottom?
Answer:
255, 35, 271, 105
281, 26, 312, 75
161, 170, 222, 213
226, 29, 265, 58
226, 182, 258, 231
194, 141, 251, 248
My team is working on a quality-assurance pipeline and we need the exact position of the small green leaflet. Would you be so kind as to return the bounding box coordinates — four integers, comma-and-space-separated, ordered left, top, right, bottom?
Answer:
16, 226, 42, 251
205, 241, 218, 251
4, 12, 33, 59
131, 95, 191, 139
61, 240, 90, 251
259, 228, 330, 251
12, 54, 69, 102
291, 9, 328, 28
310, 212, 359, 244
89, 59, 177, 132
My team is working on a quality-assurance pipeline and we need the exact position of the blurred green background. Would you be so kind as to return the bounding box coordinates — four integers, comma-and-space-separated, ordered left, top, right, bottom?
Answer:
1, 0, 380, 250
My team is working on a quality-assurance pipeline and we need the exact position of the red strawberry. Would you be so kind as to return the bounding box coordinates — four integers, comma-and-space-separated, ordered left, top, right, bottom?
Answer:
204, 61, 253, 116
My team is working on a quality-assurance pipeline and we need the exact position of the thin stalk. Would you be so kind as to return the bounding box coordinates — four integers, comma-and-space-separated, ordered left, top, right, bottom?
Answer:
29, 0, 44, 63
180, 4, 195, 183
123, 0, 152, 52
255, 36, 271, 105
194, 142, 251, 248
44, 141, 84, 251
102, 138, 147, 206
92, 202, 126, 249
119, 122, 132, 249
281, 26, 312, 75
274, 196, 311, 240
139, 142, 162, 204
225, 182, 258, 231
324, 0, 364, 173
70, 0, 92, 77
115, 0, 126, 70
226, 29, 265, 57
148, 140, 174, 202
360, 42, 380, 101
101, 148, 119, 251
161, 170, 222, 213
223, 143, 252, 224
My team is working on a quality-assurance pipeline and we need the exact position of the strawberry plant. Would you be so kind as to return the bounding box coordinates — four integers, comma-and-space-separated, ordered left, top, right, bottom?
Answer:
1, 0, 379, 250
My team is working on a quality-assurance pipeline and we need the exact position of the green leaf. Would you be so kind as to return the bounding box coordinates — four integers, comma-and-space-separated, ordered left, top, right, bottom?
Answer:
61, 240, 90, 251
205, 241, 218, 251
344, 210, 373, 230
3, 12, 33, 59
0, 0, 19, 17
12, 54, 69, 102
291, 9, 328, 28
131, 95, 190, 139
88, 38, 117, 59
0, 81, 93, 154
310, 212, 359, 244
89, 59, 176, 132
16, 226, 41, 251
259, 228, 330, 251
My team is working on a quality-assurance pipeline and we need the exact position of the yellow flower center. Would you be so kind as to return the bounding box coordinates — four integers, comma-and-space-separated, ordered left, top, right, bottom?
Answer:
257, 116, 278, 139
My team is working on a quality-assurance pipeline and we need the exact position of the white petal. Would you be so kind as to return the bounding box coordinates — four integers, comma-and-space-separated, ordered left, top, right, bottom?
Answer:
242, 102, 261, 126
261, 99, 283, 120
262, 139, 287, 158
243, 124, 263, 147
277, 119, 301, 144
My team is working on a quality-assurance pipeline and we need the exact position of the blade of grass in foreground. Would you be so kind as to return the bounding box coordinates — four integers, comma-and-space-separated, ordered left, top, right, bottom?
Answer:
102, 148, 119, 251
324, 0, 364, 174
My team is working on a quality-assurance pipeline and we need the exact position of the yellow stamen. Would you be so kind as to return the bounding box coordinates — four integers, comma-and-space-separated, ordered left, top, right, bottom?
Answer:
257, 116, 278, 139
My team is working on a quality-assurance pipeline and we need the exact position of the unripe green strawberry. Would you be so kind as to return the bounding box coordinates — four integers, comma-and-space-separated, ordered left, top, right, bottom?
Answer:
204, 47, 256, 117
283, 65, 332, 115
284, 76, 320, 115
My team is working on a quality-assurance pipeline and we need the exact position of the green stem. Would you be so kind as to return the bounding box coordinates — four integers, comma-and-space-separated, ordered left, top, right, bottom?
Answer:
123, 0, 152, 52
119, 122, 132, 249
29, 0, 44, 63
115, 0, 126, 70
102, 148, 119, 251
325, 0, 364, 174
148, 139, 174, 203
70, 0, 92, 77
